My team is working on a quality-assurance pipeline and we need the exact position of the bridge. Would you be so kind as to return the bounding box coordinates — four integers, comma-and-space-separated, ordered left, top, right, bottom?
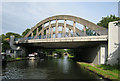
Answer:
10, 15, 120, 65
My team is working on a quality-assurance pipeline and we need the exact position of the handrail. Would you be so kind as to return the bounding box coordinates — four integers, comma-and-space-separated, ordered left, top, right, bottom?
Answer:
15, 30, 107, 42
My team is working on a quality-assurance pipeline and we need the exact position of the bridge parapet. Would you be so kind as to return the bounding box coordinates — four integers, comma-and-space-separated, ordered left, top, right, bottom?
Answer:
15, 30, 107, 43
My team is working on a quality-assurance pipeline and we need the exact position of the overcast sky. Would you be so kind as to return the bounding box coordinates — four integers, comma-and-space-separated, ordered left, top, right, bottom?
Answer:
2, 2, 118, 35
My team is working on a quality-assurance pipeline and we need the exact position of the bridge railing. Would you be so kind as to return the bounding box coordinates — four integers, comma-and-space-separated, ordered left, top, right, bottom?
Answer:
15, 30, 108, 42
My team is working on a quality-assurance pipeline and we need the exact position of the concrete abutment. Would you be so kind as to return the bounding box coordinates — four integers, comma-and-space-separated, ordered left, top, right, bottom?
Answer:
74, 43, 108, 64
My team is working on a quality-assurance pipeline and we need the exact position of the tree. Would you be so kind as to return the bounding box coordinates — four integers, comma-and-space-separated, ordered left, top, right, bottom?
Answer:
54, 49, 66, 55
67, 49, 74, 55
97, 15, 120, 28
22, 28, 30, 37
22, 26, 42, 37
1, 32, 21, 52
5, 32, 22, 38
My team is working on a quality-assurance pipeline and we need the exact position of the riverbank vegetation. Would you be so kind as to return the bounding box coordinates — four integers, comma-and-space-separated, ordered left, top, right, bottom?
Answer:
1, 32, 22, 52
77, 62, 120, 81
68, 54, 74, 58
6, 56, 24, 62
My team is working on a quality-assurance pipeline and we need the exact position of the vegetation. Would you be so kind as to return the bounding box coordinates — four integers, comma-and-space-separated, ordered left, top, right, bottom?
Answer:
5, 32, 22, 38
22, 28, 30, 37
38, 49, 66, 56
77, 62, 120, 81
53, 49, 66, 55
97, 14, 120, 28
68, 54, 74, 58
86, 29, 96, 36
67, 49, 74, 55
1, 32, 22, 52
95, 64, 120, 74
6, 55, 24, 61
22, 25, 43, 37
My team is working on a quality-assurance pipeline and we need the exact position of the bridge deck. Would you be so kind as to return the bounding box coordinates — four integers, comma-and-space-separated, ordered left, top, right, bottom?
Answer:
15, 35, 108, 49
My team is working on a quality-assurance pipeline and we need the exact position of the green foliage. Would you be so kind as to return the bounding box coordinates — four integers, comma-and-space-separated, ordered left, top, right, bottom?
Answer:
67, 49, 74, 55
1, 32, 21, 52
97, 14, 120, 28
95, 64, 120, 74
54, 49, 66, 55
68, 55, 74, 58
22, 28, 30, 37
2, 38, 10, 52
86, 29, 96, 36
5, 32, 22, 38
78, 62, 120, 80
22, 26, 42, 37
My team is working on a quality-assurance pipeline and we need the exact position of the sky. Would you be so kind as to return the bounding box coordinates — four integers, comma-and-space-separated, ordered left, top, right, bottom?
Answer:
1, 2, 118, 35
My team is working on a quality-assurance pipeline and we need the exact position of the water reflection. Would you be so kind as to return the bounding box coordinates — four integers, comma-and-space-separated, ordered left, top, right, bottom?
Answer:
62, 56, 69, 73
2, 56, 108, 80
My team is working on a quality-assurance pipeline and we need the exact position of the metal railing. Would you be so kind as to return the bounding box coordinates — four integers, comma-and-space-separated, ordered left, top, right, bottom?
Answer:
15, 30, 108, 42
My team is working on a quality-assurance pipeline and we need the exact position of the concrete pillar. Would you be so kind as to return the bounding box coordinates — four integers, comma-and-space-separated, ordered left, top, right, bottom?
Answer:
31, 33, 33, 38
68, 29, 71, 37
51, 27, 53, 38
73, 21, 76, 36
45, 29, 47, 38
36, 28, 38, 37
48, 21, 51, 38
63, 19, 66, 37
99, 44, 108, 64
41, 24, 44, 39
55, 19, 58, 38
45, 29, 48, 38
62, 26, 64, 37
96, 32, 98, 36
107, 21, 120, 65
83, 25, 86, 36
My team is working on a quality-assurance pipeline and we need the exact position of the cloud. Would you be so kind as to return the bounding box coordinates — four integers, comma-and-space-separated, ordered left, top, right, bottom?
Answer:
2, 2, 118, 35
2, 0, 120, 2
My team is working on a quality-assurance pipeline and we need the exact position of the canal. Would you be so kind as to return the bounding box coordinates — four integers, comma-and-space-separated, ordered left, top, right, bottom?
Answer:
2, 56, 108, 80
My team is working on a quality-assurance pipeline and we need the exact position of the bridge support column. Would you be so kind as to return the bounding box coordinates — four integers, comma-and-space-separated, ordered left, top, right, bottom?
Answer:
73, 21, 76, 37
46, 29, 48, 38
51, 27, 53, 38
41, 24, 44, 39
98, 44, 108, 64
63, 19, 66, 37
74, 43, 108, 65
68, 29, 71, 37
55, 19, 58, 38
36, 28, 38, 38
83, 25, 86, 36
31, 33, 33, 38
48, 21, 51, 38
62, 26, 64, 37
107, 21, 120, 65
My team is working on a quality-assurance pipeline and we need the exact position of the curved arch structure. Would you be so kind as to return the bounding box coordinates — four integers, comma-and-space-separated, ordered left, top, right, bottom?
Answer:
25, 15, 107, 38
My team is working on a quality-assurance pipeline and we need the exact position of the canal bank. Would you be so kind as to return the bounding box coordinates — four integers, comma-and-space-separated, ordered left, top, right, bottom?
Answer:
77, 62, 120, 81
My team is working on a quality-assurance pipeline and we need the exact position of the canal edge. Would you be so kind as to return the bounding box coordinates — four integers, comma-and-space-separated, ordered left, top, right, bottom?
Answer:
76, 62, 119, 81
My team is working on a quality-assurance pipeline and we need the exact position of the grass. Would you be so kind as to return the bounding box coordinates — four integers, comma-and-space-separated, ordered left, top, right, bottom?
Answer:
6, 56, 23, 61
16, 57, 22, 60
68, 55, 74, 58
77, 62, 120, 81
95, 64, 120, 74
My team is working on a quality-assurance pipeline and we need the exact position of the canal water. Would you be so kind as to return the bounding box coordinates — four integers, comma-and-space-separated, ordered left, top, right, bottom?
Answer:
2, 56, 108, 80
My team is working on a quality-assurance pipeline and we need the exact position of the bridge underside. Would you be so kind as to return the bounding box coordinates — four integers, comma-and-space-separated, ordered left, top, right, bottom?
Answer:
15, 36, 108, 64
18, 41, 108, 65
19, 41, 107, 49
